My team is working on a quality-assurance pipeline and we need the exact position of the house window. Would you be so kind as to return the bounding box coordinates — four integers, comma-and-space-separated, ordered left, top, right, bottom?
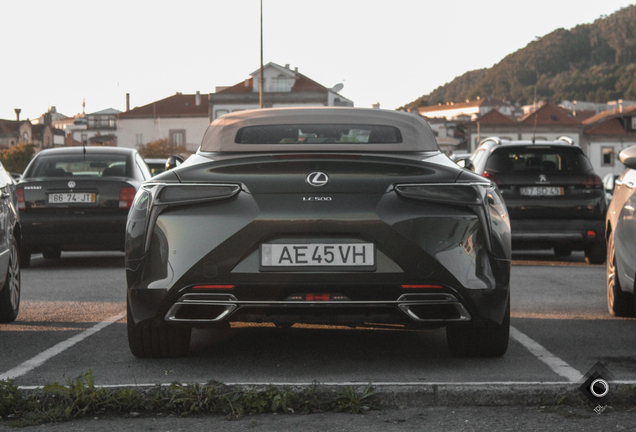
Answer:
136, 134, 143, 145
170, 129, 186, 146
274, 75, 288, 92
601, 146, 614, 166
632, 117, 636, 130
215, 110, 229, 119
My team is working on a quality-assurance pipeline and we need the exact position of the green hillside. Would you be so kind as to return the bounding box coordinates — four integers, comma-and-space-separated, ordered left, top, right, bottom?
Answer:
404, 5, 636, 109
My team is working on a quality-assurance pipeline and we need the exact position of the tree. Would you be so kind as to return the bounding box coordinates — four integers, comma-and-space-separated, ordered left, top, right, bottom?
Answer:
137, 139, 186, 158
0, 144, 34, 174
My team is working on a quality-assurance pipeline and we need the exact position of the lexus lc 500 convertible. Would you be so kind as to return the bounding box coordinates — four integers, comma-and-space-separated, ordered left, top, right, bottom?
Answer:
125, 107, 511, 358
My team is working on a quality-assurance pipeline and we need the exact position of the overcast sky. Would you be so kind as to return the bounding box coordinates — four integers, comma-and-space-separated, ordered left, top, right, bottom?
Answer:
1, 0, 634, 121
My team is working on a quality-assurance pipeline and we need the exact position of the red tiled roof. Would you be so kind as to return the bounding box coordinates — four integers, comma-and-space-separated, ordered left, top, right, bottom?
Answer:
520, 103, 580, 126
118, 93, 209, 118
217, 72, 327, 94
582, 108, 620, 125
584, 118, 627, 135
218, 77, 255, 94
477, 109, 517, 125
291, 73, 327, 92
583, 104, 636, 125
0, 119, 19, 136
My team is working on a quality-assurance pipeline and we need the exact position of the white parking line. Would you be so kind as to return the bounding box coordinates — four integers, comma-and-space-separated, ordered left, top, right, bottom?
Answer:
510, 325, 583, 382
0, 311, 126, 381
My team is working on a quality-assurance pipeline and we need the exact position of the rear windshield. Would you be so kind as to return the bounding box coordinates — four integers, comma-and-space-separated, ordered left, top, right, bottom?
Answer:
235, 124, 403, 144
485, 146, 593, 174
29, 154, 129, 178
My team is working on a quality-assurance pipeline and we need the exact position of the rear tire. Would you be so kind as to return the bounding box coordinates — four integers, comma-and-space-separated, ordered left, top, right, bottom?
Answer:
127, 299, 191, 358
447, 298, 509, 357
585, 242, 607, 265
607, 233, 634, 317
0, 238, 21, 323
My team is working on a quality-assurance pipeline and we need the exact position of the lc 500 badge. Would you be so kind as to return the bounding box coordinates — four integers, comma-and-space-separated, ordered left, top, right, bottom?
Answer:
303, 197, 332, 201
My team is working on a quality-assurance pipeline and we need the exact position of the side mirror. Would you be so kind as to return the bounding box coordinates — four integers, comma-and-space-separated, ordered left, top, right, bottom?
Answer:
455, 158, 475, 172
165, 155, 184, 171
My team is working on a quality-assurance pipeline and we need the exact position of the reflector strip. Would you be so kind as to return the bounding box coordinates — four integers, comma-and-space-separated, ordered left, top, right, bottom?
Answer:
273, 154, 362, 159
192, 285, 235, 290
306, 293, 330, 301
587, 230, 596, 238
401, 284, 443, 289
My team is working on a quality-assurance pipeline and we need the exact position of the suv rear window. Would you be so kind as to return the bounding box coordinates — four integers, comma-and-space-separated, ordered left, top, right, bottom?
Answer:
485, 146, 593, 174
29, 154, 129, 178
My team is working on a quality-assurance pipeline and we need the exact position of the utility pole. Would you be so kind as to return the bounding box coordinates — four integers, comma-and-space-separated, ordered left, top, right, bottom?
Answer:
259, 0, 264, 109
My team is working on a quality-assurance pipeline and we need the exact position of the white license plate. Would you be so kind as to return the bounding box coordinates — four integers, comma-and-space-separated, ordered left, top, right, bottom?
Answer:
261, 243, 375, 268
48, 193, 96, 204
520, 186, 564, 196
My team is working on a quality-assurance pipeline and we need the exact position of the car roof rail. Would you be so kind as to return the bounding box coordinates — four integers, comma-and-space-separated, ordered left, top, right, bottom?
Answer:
479, 136, 503, 146
556, 136, 575, 145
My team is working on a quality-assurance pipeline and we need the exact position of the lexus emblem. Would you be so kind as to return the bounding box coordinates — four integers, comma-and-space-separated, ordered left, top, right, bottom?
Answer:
307, 172, 329, 187
68, 181, 76, 189
539, 175, 547, 182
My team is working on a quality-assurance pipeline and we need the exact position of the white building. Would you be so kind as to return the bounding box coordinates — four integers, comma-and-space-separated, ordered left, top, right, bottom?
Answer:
209, 62, 353, 121
117, 93, 209, 154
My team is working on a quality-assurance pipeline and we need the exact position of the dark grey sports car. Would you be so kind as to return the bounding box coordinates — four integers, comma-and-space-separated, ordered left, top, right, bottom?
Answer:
125, 107, 511, 358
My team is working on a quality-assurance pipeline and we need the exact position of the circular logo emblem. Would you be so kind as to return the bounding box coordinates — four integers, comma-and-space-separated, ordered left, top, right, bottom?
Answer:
590, 379, 609, 398
306, 172, 329, 187
68, 181, 76, 189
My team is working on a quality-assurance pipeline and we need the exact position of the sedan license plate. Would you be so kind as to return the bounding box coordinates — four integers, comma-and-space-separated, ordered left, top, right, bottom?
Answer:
260, 243, 375, 270
519, 186, 564, 196
48, 193, 96, 204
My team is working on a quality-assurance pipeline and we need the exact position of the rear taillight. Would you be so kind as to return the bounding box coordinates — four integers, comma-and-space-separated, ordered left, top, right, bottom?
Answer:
582, 175, 602, 189
119, 186, 136, 209
16, 188, 25, 210
482, 171, 501, 185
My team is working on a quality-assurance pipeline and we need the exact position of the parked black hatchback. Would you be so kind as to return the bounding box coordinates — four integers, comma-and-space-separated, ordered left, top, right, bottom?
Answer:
470, 137, 606, 264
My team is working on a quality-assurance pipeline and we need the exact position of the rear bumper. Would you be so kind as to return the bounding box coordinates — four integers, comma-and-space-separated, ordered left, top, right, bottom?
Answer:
127, 268, 511, 331
20, 211, 127, 251
510, 219, 605, 250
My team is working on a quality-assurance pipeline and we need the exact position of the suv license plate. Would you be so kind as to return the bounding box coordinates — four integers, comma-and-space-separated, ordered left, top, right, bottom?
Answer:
520, 187, 564, 196
261, 243, 375, 268
48, 193, 96, 204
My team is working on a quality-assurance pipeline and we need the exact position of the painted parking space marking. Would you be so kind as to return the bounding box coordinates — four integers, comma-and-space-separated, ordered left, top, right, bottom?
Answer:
510, 325, 583, 382
0, 311, 126, 381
